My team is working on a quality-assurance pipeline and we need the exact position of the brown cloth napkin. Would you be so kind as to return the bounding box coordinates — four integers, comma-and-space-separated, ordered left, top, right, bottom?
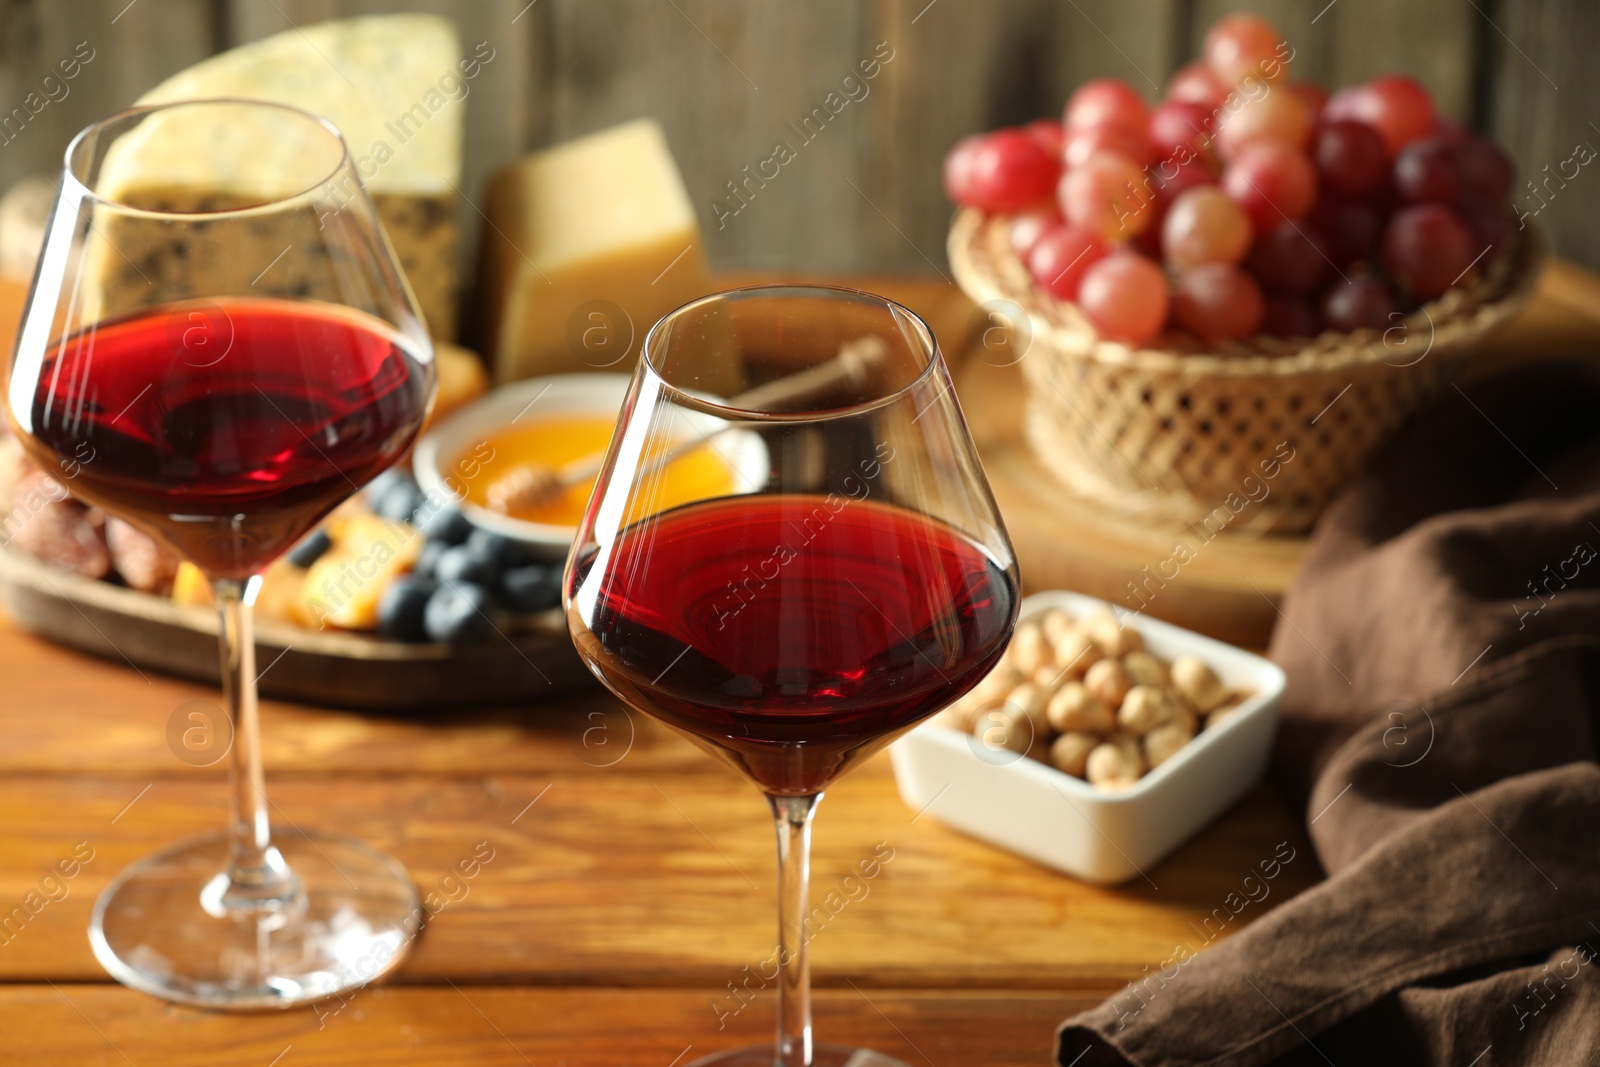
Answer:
1057, 361, 1600, 1066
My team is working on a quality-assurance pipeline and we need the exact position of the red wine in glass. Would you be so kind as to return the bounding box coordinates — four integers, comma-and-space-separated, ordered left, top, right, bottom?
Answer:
23, 298, 430, 580
7, 99, 436, 1010
574, 494, 1017, 795
566, 285, 1020, 1067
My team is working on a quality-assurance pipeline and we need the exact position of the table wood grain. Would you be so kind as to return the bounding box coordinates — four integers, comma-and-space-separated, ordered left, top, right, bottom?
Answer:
0, 597, 1318, 1062
10, 260, 1600, 1062
3, 266, 1474, 1065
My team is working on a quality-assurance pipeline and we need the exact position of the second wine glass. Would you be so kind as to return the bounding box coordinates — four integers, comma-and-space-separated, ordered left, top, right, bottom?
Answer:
565, 286, 1019, 1066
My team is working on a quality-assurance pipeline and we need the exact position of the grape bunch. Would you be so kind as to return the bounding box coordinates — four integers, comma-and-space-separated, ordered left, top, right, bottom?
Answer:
944, 13, 1516, 348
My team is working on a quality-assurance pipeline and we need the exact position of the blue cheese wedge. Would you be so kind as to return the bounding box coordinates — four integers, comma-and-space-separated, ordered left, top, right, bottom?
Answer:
92, 15, 464, 335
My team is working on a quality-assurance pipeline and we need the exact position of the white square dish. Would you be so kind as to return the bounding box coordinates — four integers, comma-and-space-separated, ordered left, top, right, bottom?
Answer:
888, 590, 1286, 884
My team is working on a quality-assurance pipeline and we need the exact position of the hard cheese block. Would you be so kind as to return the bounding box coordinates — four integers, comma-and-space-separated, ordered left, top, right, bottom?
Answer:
480, 120, 719, 384
98, 15, 462, 335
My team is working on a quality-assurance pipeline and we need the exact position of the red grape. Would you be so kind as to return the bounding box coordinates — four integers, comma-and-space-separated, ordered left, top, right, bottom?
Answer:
1077, 252, 1170, 345
1383, 204, 1478, 299
1009, 205, 1064, 258
1059, 151, 1156, 239
944, 135, 985, 205
1321, 276, 1398, 332
1204, 14, 1291, 85
1246, 220, 1331, 294
1174, 263, 1265, 340
1308, 196, 1382, 267
1168, 60, 1228, 110
1025, 119, 1067, 160
1322, 86, 1360, 120
1153, 153, 1219, 195
1149, 154, 1219, 229
1135, 221, 1164, 258
1324, 76, 1436, 156
1289, 82, 1330, 120
1027, 224, 1112, 300
1150, 100, 1215, 161
946, 129, 1062, 212
1162, 185, 1252, 269
1223, 141, 1318, 230
1454, 135, 1514, 202
1394, 135, 1463, 205
1459, 196, 1508, 250
1065, 78, 1151, 134
1261, 293, 1320, 337
1214, 90, 1312, 158
1313, 120, 1389, 198
1065, 124, 1156, 168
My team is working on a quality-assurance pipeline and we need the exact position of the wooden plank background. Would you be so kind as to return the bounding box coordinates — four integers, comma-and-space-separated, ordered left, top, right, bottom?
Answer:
0, 0, 1589, 274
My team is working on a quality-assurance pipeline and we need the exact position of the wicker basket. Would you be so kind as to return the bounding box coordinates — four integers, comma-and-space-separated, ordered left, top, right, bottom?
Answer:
948, 207, 1544, 535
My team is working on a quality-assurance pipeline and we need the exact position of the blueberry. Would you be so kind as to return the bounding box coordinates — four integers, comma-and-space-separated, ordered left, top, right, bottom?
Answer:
501, 564, 561, 612
415, 539, 448, 579
434, 543, 500, 586
373, 475, 426, 524
365, 469, 408, 504
423, 582, 495, 643
287, 528, 332, 568
466, 528, 530, 569
417, 505, 473, 545
376, 575, 435, 641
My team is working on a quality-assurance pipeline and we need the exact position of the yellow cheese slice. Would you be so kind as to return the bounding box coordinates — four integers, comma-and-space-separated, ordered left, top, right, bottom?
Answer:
480, 119, 723, 386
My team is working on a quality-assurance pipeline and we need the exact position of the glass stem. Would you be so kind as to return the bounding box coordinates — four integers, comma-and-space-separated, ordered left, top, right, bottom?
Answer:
769, 792, 821, 1067
203, 576, 300, 918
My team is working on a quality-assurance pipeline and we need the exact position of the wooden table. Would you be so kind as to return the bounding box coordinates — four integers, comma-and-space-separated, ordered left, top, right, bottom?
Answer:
0, 611, 1319, 1066
32, 263, 1600, 1065
7, 259, 1600, 1064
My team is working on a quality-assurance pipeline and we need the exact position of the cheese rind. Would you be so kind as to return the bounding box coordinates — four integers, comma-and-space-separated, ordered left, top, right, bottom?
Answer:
480, 120, 715, 383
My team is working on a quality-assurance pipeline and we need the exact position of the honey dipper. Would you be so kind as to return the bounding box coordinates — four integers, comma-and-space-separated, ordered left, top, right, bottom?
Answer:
486, 335, 890, 516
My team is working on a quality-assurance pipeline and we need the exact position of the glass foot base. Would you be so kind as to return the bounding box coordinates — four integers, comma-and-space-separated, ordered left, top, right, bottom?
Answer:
687, 1044, 911, 1067
89, 830, 420, 1009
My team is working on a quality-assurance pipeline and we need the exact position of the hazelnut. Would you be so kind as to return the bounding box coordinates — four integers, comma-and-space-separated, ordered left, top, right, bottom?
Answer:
1051, 629, 1103, 679
970, 663, 1024, 705
931, 704, 973, 731
1117, 684, 1174, 735
1050, 732, 1099, 778
1206, 699, 1248, 731
1031, 664, 1064, 690
1144, 720, 1196, 768
1084, 658, 1133, 709
1086, 735, 1143, 790
971, 701, 1037, 757
1171, 656, 1226, 712
1009, 622, 1052, 675
1121, 650, 1168, 689
1083, 610, 1145, 656
1170, 701, 1200, 736
1040, 609, 1075, 646
1046, 681, 1114, 734
1003, 682, 1051, 735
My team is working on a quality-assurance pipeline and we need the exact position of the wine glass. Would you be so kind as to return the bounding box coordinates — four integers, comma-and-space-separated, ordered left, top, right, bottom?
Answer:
5, 100, 435, 1008
565, 286, 1019, 1066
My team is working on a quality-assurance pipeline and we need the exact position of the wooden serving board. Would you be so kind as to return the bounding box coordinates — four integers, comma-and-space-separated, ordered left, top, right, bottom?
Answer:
0, 548, 589, 710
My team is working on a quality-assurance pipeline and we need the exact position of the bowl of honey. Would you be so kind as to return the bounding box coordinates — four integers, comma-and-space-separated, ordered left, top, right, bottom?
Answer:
413, 373, 767, 560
